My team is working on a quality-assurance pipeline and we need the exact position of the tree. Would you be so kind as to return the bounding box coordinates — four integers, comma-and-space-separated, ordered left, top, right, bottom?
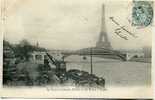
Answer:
20, 39, 31, 47
19, 39, 33, 60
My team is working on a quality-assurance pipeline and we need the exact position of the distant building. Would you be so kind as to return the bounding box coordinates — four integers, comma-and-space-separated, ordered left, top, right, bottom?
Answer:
29, 51, 64, 64
29, 51, 47, 64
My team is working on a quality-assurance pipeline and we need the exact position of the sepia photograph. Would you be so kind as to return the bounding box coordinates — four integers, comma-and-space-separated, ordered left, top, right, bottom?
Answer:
0, 0, 154, 98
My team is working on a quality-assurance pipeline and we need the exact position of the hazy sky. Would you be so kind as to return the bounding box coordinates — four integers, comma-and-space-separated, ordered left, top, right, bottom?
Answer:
3, 0, 152, 50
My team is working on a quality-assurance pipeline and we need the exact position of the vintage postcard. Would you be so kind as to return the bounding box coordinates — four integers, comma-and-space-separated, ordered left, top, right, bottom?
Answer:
0, 0, 154, 99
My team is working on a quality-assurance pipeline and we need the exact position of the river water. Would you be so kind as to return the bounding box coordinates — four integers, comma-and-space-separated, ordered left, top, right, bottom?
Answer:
65, 55, 151, 87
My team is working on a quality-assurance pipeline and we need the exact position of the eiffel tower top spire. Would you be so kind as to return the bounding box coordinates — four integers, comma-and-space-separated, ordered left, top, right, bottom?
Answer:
101, 4, 106, 34
96, 4, 112, 50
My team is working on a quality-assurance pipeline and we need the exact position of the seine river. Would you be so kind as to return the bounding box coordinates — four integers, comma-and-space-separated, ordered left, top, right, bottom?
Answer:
65, 55, 151, 87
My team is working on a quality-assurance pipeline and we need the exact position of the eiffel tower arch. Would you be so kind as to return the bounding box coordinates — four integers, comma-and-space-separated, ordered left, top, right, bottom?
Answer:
96, 4, 112, 50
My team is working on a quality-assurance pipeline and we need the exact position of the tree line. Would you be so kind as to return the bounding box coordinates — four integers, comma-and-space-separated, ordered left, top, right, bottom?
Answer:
3, 39, 46, 61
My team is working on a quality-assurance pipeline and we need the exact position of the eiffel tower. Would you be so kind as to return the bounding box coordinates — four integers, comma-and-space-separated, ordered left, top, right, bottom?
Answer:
96, 4, 112, 50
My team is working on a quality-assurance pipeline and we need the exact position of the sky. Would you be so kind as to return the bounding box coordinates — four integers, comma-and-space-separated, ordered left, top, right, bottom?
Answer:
2, 0, 152, 50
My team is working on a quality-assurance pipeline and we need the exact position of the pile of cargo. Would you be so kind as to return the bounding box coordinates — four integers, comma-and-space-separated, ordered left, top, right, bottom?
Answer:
58, 69, 105, 87
3, 44, 18, 85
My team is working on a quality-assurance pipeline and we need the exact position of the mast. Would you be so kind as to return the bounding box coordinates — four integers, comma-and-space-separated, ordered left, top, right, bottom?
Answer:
90, 47, 93, 74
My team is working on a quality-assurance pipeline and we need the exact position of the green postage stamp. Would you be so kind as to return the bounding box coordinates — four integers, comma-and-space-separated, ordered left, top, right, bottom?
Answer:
132, 1, 153, 27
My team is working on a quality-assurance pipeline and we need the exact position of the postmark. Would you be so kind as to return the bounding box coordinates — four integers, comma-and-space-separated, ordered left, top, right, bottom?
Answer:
109, 17, 137, 40
132, 1, 153, 27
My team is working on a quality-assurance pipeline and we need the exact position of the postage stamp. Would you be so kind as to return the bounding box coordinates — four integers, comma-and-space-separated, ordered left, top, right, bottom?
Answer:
0, 0, 154, 99
132, 1, 153, 27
